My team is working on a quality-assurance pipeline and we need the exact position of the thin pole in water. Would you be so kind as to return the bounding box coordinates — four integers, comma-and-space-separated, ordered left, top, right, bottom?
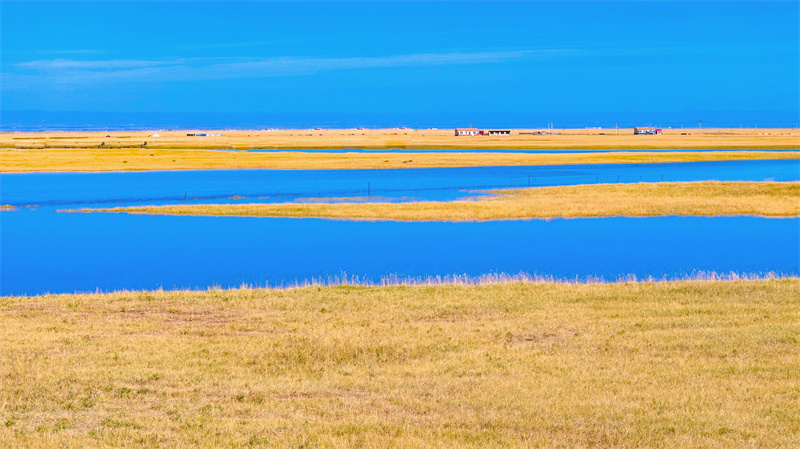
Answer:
528, 175, 530, 187
184, 191, 187, 205
617, 175, 620, 183
661, 175, 664, 181
368, 182, 370, 199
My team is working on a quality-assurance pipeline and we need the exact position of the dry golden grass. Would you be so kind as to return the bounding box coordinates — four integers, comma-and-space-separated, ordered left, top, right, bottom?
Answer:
1, 279, 798, 448
2, 128, 799, 151
80, 181, 800, 221
1, 128, 798, 172
1, 148, 798, 173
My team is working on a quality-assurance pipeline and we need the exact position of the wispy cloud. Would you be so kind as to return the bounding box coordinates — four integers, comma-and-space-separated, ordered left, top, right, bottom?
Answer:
36, 49, 106, 55
175, 39, 315, 51
6, 50, 549, 86
17, 58, 174, 70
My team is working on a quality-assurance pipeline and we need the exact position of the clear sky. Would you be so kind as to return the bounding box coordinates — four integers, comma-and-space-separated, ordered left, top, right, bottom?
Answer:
1, 1, 798, 129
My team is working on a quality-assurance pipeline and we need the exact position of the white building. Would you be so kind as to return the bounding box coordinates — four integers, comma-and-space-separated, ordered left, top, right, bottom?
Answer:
455, 128, 481, 136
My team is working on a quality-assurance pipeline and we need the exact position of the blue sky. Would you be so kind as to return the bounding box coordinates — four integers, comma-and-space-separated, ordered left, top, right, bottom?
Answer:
1, 1, 798, 128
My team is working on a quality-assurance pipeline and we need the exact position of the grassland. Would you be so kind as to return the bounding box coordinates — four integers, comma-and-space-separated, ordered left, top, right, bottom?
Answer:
2, 128, 799, 151
1, 128, 799, 172
1, 279, 798, 448
2, 148, 799, 173
78, 181, 800, 221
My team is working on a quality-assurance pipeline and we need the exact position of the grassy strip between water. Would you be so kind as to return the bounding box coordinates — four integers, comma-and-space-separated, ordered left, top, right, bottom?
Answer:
1, 148, 799, 172
76, 181, 800, 221
1, 279, 798, 448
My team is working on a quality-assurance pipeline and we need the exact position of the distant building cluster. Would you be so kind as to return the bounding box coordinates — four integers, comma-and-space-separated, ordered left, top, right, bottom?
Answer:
455, 127, 665, 136
455, 128, 511, 136
634, 127, 662, 135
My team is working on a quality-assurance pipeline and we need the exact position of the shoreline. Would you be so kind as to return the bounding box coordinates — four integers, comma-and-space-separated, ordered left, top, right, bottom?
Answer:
72, 181, 800, 221
3, 274, 797, 299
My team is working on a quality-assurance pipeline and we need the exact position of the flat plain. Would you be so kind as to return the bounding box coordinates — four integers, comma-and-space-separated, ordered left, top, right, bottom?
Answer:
1, 128, 799, 172
3, 128, 799, 150
1, 279, 798, 448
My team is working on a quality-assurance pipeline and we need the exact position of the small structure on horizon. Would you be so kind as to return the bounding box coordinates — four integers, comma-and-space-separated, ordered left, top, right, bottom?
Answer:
150, 133, 160, 137
455, 128, 481, 136
634, 127, 662, 135
486, 130, 511, 136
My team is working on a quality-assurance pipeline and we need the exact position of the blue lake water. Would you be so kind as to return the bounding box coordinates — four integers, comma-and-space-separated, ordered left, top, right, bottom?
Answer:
1, 159, 798, 296
1, 211, 798, 296
2, 159, 798, 209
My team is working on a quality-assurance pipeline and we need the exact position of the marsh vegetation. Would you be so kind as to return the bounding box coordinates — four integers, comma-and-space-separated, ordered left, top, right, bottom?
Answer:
1, 279, 797, 447
79, 181, 800, 220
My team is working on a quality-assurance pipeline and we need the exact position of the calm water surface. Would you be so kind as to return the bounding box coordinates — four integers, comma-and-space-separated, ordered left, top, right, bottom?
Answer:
2, 159, 798, 209
1, 211, 797, 296
1, 159, 798, 296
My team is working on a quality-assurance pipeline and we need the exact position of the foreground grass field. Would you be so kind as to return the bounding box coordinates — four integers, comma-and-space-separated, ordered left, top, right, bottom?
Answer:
1, 279, 798, 448
3, 147, 799, 172
81, 181, 800, 220
2, 128, 799, 151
